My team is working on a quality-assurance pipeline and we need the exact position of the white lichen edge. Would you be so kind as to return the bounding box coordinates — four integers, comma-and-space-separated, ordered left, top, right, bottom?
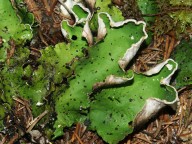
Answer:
59, 0, 92, 24
59, 0, 93, 43
82, 21, 93, 46
93, 74, 134, 90
60, 1, 148, 54
97, 12, 148, 71
134, 59, 179, 126
93, 13, 148, 86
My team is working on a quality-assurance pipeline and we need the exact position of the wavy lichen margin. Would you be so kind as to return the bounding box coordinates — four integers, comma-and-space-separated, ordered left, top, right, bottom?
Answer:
135, 59, 179, 126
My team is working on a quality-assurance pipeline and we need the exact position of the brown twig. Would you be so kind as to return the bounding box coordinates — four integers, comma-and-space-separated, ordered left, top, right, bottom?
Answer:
7, 39, 16, 65
134, 134, 152, 144
24, 0, 42, 23
26, 110, 48, 132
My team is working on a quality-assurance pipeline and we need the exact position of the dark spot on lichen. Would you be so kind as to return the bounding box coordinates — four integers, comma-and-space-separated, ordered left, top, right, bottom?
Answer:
108, 97, 114, 101
129, 98, 134, 102
128, 121, 133, 126
71, 35, 77, 40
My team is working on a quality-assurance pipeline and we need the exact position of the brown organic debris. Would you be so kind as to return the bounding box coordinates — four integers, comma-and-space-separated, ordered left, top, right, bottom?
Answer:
0, 97, 48, 144
22, 0, 65, 48
6, 39, 16, 65
119, 0, 143, 21
55, 123, 104, 144
134, 32, 178, 73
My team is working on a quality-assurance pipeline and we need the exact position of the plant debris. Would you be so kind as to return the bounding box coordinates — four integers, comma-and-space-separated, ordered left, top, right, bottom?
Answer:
0, 97, 48, 143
